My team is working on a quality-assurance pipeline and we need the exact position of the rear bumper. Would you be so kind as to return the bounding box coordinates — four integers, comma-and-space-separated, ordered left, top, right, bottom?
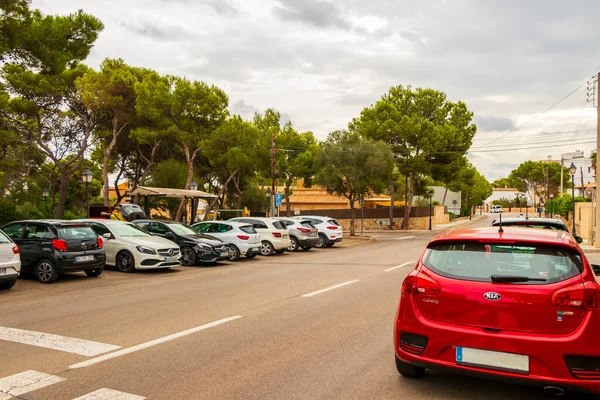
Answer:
237, 242, 261, 256
324, 232, 343, 243
297, 237, 319, 247
394, 294, 600, 394
272, 238, 292, 250
0, 260, 21, 280
56, 252, 106, 272
0, 273, 19, 283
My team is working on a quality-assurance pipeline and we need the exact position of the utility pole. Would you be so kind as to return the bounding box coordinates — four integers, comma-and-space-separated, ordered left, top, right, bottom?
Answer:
271, 132, 276, 218
594, 72, 600, 247
560, 156, 564, 196
546, 156, 550, 217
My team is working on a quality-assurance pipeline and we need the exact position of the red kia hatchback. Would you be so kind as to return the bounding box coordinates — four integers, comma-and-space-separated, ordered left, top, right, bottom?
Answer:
394, 227, 600, 397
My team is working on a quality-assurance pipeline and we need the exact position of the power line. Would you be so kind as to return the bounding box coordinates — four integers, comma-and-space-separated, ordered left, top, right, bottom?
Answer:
471, 128, 595, 144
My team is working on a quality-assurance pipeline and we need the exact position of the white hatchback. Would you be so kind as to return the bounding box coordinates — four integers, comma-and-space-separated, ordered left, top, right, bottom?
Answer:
0, 229, 21, 290
86, 220, 181, 272
229, 217, 291, 256
191, 221, 261, 261
294, 215, 343, 248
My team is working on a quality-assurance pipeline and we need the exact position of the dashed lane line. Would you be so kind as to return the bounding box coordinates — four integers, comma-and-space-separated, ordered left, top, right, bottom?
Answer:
301, 280, 360, 297
384, 261, 416, 272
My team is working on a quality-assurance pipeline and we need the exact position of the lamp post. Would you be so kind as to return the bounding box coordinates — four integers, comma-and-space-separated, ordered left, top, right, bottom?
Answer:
359, 195, 365, 236
570, 162, 577, 235
427, 189, 434, 230
265, 188, 272, 217
519, 194, 523, 214
42, 187, 49, 216
587, 189, 594, 245
81, 168, 93, 218
189, 180, 198, 224
549, 193, 554, 218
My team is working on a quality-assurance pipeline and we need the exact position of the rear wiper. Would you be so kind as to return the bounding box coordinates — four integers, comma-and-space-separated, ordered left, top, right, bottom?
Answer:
491, 275, 547, 283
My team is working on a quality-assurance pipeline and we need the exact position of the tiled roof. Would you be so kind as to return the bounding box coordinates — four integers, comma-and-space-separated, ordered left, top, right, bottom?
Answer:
289, 194, 348, 204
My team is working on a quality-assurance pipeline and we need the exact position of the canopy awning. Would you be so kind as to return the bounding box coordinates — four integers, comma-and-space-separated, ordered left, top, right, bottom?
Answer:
129, 186, 217, 199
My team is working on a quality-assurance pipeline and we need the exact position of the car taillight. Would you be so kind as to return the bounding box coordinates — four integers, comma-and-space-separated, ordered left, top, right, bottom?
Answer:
51, 239, 68, 252
272, 232, 282, 238
327, 226, 338, 230
402, 270, 441, 295
551, 282, 600, 310
297, 227, 310, 233
97, 236, 103, 249
237, 235, 249, 240
12, 245, 19, 255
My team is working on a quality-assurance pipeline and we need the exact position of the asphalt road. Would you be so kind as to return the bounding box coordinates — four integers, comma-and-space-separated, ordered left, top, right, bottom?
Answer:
0, 214, 592, 399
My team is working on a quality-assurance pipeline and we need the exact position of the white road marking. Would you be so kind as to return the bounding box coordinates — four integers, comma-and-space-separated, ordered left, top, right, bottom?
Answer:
73, 388, 146, 400
384, 261, 416, 272
301, 280, 360, 297
394, 236, 415, 240
0, 370, 65, 400
69, 316, 242, 369
0, 326, 121, 357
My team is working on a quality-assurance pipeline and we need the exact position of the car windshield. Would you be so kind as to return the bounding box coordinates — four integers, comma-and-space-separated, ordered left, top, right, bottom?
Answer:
57, 226, 98, 240
110, 223, 150, 237
120, 204, 143, 214
169, 223, 198, 236
423, 241, 583, 285
327, 219, 340, 226
300, 221, 314, 228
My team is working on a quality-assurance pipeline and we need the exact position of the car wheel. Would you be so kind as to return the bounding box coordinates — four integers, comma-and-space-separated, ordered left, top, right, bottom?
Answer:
260, 241, 274, 256
0, 279, 16, 290
316, 234, 327, 248
85, 267, 104, 277
288, 237, 299, 252
36, 259, 58, 284
246, 253, 257, 259
395, 356, 425, 378
116, 250, 135, 273
180, 247, 197, 266
301, 246, 312, 251
227, 245, 241, 261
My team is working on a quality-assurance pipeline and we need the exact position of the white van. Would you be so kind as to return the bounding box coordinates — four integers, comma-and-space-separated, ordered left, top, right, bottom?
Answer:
490, 205, 503, 213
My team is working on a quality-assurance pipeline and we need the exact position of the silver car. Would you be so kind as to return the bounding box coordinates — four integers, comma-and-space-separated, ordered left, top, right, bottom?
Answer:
191, 221, 262, 261
275, 218, 319, 251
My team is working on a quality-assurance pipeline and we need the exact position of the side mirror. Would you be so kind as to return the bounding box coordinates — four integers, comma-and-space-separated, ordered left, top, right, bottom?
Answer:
165, 232, 176, 240
592, 264, 600, 276
575, 235, 583, 244
102, 233, 113, 240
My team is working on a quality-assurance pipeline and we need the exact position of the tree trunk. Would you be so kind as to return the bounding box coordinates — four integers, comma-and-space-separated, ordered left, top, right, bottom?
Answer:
56, 169, 71, 219
233, 175, 243, 210
401, 174, 416, 230
285, 179, 293, 216
203, 168, 240, 220
102, 120, 128, 206
442, 187, 449, 205
350, 200, 356, 236
389, 178, 395, 230
132, 139, 161, 204
175, 143, 194, 221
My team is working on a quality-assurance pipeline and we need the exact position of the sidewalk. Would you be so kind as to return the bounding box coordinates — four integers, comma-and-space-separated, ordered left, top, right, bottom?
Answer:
580, 244, 600, 253
343, 214, 486, 235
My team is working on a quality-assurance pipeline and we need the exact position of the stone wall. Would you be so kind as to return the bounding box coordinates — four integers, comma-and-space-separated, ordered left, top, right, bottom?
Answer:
337, 206, 449, 232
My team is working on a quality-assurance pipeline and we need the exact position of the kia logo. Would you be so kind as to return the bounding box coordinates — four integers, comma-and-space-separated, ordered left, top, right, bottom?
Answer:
483, 292, 502, 301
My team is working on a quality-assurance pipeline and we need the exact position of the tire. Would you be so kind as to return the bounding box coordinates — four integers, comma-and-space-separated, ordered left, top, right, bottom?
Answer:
301, 246, 312, 251
395, 356, 425, 378
180, 247, 197, 266
275, 249, 286, 254
85, 267, 103, 277
36, 259, 58, 284
260, 241, 274, 256
316, 234, 327, 248
288, 237, 299, 252
227, 245, 241, 261
246, 253, 257, 259
0, 279, 16, 290
116, 250, 135, 273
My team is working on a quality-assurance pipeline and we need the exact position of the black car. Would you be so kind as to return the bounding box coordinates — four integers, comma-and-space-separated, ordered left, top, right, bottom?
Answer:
132, 220, 228, 265
490, 217, 583, 243
1, 220, 106, 283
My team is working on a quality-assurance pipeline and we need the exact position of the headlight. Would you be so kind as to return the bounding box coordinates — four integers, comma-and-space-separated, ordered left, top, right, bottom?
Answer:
197, 243, 212, 251
136, 246, 156, 255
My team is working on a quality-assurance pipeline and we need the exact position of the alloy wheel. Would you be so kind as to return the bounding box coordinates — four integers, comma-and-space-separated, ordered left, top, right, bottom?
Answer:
37, 261, 54, 283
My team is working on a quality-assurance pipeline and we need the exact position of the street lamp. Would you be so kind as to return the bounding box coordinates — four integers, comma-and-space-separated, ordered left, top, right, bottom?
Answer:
549, 193, 554, 218
427, 189, 434, 231
189, 180, 198, 224
265, 188, 272, 217
81, 168, 93, 218
359, 195, 365, 236
569, 162, 577, 235
42, 187, 49, 216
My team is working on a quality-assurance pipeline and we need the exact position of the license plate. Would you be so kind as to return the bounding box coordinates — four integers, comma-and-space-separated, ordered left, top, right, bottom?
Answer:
456, 347, 529, 374
163, 256, 178, 262
220, 252, 228, 257
0, 268, 6, 275
75, 255, 94, 262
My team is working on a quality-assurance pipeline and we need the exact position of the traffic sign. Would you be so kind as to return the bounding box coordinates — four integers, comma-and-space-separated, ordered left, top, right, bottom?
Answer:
276, 193, 283, 207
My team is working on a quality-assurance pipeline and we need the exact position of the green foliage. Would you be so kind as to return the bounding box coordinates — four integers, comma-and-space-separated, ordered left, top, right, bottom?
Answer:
147, 159, 191, 219
492, 177, 515, 188
0, 198, 17, 225
508, 161, 569, 199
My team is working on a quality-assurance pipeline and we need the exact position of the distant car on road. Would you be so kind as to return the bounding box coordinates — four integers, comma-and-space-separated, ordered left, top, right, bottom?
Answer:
0, 220, 105, 283
85, 220, 181, 272
190, 221, 261, 261
0, 229, 21, 290
490, 217, 583, 243
394, 226, 600, 397
274, 217, 319, 251
228, 217, 291, 256
293, 215, 343, 248
132, 220, 228, 266
490, 205, 503, 213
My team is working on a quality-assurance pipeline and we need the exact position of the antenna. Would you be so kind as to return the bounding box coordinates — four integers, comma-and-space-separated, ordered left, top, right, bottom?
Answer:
498, 213, 504, 233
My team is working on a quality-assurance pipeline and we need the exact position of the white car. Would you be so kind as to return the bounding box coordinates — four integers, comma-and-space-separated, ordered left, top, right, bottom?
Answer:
0, 229, 21, 290
190, 221, 262, 261
294, 215, 343, 248
229, 217, 291, 256
491, 205, 503, 213
86, 220, 181, 272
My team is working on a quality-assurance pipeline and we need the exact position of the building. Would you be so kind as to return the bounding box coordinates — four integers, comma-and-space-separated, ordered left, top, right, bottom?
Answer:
561, 151, 594, 194
485, 188, 527, 208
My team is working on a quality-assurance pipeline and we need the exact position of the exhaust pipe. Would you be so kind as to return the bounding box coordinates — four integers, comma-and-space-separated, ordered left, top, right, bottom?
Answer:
543, 386, 565, 396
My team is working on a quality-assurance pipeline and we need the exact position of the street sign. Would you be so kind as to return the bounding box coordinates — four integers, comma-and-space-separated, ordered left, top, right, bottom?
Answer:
276, 193, 283, 207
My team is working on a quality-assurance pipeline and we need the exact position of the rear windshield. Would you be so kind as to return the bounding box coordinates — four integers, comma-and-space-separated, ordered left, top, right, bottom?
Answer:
239, 225, 257, 234
272, 221, 287, 230
0, 231, 11, 244
57, 226, 98, 240
327, 219, 340, 226
300, 221, 315, 228
423, 241, 583, 285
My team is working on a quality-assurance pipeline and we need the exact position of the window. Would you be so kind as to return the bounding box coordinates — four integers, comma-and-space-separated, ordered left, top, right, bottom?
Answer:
422, 241, 583, 285
110, 223, 149, 237
24, 224, 51, 240
3, 224, 24, 239
239, 225, 257, 234
91, 223, 111, 237
193, 223, 210, 233
272, 221, 286, 230
150, 223, 170, 235
327, 219, 340, 226
300, 221, 315, 228
279, 219, 294, 227
0, 230, 12, 243
57, 226, 98, 240
168, 223, 197, 236
311, 218, 323, 225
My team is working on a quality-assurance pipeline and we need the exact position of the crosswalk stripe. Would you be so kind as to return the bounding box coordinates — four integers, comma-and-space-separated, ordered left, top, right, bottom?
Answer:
0, 326, 121, 357
0, 370, 65, 400
73, 388, 146, 399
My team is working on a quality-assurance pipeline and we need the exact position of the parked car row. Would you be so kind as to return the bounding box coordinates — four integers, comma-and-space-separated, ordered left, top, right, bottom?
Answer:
0, 215, 343, 289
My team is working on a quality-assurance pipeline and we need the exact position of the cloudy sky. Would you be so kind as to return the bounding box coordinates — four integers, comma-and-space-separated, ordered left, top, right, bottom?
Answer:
33, 0, 600, 181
